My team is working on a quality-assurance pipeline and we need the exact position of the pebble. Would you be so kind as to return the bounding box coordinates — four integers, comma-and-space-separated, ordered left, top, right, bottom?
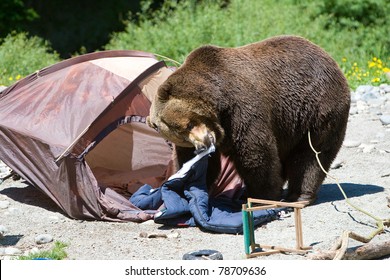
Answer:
139, 230, 180, 239
25, 247, 40, 256
344, 83, 390, 155
48, 215, 62, 223
0, 225, 8, 238
343, 140, 361, 148
0, 200, 10, 209
355, 85, 373, 94
349, 106, 358, 115
379, 115, 390, 125
331, 160, 344, 169
355, 100, 368, 112
0, 160, 12, 178
0, 247, 22, 256
350, 84, 390, 125
359, 144, 375, 153
35, 234, 53, 244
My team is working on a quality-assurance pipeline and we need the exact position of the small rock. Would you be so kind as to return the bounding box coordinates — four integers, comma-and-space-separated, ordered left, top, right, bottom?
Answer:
379, 115, 390, 125
0, 200, 10, 209
356, 100, 367, 112
5, 207, 22, 215
361, 91, 381, 102
167, 231, 181, 239
331, 160, 344, 169
25, 247, 40, 256
350, 92, 361, 103
48, 216, 61, 223
140, 232, 168, 238
369, 107, 382, 116
349, 106, 358, 115
35, 234, 53, 244
141, 220, 155, 225
343, 140, 361, 148
0, 86, 7, 92
366, 98, 385, 107
139, 230, 180, 239
379, 84, 390, 93
0, 225, 8, 238
375, 132, 386, 140
359, 144, 375, 153
355, 85, 373, 94
2, 247, 22, 255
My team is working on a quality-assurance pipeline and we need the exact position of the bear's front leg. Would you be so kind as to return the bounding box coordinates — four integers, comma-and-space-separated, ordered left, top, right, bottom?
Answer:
232, 143, 285, 201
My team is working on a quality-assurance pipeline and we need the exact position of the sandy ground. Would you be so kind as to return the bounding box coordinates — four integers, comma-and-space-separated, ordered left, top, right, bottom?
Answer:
0, 105, 389, 261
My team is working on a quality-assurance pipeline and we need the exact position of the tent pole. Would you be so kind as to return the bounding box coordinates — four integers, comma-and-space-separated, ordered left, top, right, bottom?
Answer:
55, 125, 90, 162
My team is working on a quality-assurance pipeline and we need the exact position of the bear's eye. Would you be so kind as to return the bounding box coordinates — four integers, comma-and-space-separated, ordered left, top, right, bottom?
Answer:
186, 122, 194, 131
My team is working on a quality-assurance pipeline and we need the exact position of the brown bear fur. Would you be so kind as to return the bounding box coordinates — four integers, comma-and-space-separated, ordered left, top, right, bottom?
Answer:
147, 35, 350, 204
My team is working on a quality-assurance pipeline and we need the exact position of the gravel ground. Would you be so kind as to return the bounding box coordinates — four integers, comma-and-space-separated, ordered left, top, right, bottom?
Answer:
1, 85, 390, 260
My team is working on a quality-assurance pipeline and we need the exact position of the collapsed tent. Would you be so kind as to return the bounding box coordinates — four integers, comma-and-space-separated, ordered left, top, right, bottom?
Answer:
0, 50, 174, 221
0, 50, 280, 232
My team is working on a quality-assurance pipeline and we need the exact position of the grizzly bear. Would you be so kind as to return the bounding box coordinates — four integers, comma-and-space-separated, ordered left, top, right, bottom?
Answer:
147, 35, 350, 204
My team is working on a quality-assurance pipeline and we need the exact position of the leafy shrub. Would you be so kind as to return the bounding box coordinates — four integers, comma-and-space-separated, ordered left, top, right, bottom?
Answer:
314, 0, 389, 29
105, 0, 389, 88
0, 32, 60, 86
0, 0, 38, 38
313, 0, 390, 57
1, 0, 388, 89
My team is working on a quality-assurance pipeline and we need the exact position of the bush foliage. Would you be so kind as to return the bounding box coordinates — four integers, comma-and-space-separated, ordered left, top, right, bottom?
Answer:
1, 0, 389, 88
0, 32, 60, 86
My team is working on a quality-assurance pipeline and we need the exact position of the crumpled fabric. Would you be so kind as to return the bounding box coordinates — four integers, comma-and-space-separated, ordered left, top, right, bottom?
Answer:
130, 145, 280, 234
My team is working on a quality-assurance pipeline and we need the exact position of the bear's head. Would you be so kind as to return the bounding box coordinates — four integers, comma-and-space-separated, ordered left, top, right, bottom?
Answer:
147, 71, 225, 153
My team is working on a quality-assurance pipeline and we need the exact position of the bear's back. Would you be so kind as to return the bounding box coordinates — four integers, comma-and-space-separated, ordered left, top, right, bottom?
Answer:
180, 35, 350, 147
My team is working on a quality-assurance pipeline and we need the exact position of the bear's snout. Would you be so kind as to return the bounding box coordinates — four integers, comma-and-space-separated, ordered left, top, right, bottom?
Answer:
188, 124, 215, 154
146, 116, 159, 132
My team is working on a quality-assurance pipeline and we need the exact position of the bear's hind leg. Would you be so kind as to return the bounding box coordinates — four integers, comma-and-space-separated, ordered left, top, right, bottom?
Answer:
286, 130, 344, 204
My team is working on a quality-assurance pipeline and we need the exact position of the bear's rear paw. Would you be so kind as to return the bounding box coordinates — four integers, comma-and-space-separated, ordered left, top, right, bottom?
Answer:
297, 193, 316, 205
285, 192, 315, 205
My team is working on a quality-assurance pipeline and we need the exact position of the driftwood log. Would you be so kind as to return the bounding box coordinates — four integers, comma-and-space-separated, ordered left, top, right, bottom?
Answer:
308, 230, 390, 260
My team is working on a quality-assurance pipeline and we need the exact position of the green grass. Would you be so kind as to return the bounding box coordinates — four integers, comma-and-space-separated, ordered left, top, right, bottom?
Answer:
1, 0, 389, 89
16, 241, 68, 260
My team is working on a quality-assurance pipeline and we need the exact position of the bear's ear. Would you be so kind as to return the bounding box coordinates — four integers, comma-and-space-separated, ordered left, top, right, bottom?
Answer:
157, 82, 171, 102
